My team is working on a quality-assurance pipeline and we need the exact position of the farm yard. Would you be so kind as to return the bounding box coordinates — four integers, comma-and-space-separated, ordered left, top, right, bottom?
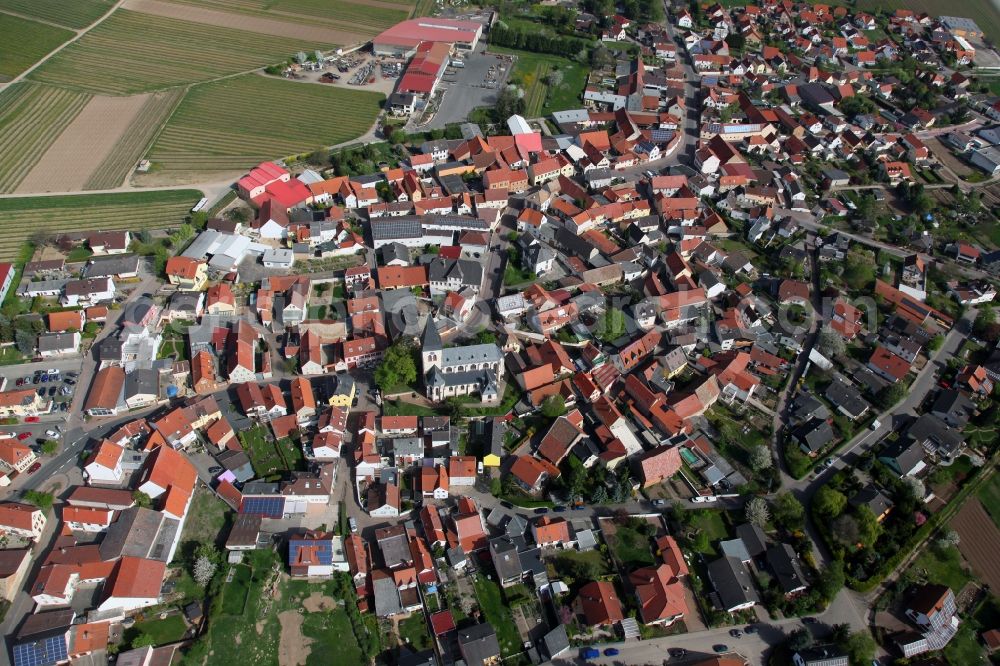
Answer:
0, 13, 73, 82
162, 0, 414, 37
0, 190, 201, 260
0, 83, 91, 193
28, 9, 334, 95
952, 497, 1000, 592
0, 0, 113, 29
83, 90, 186, 190
144, 74, 382, 177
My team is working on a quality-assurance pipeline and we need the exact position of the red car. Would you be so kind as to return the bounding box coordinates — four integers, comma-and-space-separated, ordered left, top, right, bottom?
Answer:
16, 432, 31, 440
24, 416, 40, 423
27, 461, 41, 474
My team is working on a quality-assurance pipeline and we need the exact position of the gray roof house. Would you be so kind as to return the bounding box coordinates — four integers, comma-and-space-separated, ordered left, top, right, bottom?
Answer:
457, 623, 501, 666
792, 418, 835, 454
706, 555, 759, 612
824, 380, 870, 420
766, 543, 808, 596
793, 646, 849, 666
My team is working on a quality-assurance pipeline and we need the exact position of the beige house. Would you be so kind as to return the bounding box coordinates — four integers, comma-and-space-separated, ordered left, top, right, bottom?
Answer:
0, 438, 36, 474
0, 389, 46, 418
0, 502, 47, 542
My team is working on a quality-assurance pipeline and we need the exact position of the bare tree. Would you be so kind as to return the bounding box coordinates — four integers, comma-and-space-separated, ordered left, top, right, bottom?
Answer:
936, 529, 960, 550
745, 497, 770, 527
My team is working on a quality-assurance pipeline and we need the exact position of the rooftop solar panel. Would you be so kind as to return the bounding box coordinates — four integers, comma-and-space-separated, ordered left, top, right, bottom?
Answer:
13, 636, 68, 666
240, 496, 285, 518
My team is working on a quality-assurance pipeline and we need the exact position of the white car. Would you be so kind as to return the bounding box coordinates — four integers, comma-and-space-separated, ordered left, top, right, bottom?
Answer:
45, 430, 61, 439
691, 495, 719, 503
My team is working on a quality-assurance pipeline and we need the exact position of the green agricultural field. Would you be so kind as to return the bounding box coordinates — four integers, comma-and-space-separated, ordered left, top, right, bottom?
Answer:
147, 74, 382, 174
491, 47, 588, 116
29, 9, 334, 95
0, 0, 113, 29
83, 89, 185, 190
0, 14, 73, 81
853, 0, 1000, 43
0, 83, 91, 193
165, 0, 414, 35
0, 189, 200, 260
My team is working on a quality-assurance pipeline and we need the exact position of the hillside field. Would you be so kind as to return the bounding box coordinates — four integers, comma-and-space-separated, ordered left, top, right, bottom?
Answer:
0, 190, 202, 259
855, 0, 1000, 43
0, 83, 91, 193
163, 0, 414, 35
0, 0, 113, 29
29, 9, 334, 95
0, 13, 74, 81
146, 74, 383, 175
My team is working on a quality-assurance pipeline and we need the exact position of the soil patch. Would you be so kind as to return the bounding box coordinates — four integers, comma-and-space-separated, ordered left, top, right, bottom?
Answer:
123, 0, 362, 44
951, 498, 1000, 591
16, 94, 150, 193
302, 593, 336, 613
278, 609, 313, 666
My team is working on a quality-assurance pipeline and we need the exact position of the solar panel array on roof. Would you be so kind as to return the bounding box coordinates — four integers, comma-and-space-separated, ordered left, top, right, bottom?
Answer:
289, 539, 333, 565
650, 129, 675, 142
371, 218, 422, 240
13, 636, 68, 666
723, 124, 763, 134
240, 496, 285, 518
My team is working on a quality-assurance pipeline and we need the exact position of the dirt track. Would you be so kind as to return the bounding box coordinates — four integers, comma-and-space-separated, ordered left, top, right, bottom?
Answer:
16, 94, 150, 194
123, 0, 362, 44
278, 609, 312, 666
951, 499, 1000, 591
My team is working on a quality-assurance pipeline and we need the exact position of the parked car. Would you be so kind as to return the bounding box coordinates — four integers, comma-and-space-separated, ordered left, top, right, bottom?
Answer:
729, 629, 742, 638
208, 466, 222, 474
533, 507, 548, 514
652, 499, 666, 506
17, 432, 31, 440
669, 648, 687, 658
25, 416, 39, 423
15, 378, 23, 387
64, 378, 76, 386
59, 402, 68, 412
36, 388, 45, 397
744, 625, 757, 634
27, 462, 41, 474
580, 647, 599, 660
603, 648, 620, 656
45, 430, 60, 439
40, 375, 49, 383
47, 387, 57, 397
349, 517, 358, 533
553, 506, 566, 512
802, 617, 817, 624
713, 645, 729, 653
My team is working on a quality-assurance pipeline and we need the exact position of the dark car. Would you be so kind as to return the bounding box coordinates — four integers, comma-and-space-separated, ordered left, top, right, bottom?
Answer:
59, 402, 68, 412
713, 645, 729, 653
603, 648, 619, 656
669, 648, 687, 658
64, 378, 75, 385
208, 466, 223, 474
802, 617, 817, 624
729, 629, 742, 638
27, 461, 42, 474
553, 506, 566, 512
744, 625, 757, 634
48, 387, 57, 397
533, 507, 548, 514
37, 388, 45, 397
15, 378, 23, 387
500, 501, 513, 509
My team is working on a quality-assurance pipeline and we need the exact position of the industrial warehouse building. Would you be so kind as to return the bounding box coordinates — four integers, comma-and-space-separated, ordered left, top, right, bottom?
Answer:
372, 17, 482, 57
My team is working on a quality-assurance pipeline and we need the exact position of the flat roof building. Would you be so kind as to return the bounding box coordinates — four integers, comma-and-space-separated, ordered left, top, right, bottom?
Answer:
373, 18, 482, 57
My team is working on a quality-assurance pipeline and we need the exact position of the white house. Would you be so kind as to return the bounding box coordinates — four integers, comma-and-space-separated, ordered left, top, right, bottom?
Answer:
62, 506, 113, 532
83, 441, 125, 485
37, 331, 81, 358
0, 502, 47, 542
96, 556, 165, 613
61, 277, 115, 307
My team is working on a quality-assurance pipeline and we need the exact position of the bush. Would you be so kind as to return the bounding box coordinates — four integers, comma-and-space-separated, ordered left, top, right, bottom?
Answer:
23, 490, 53, 511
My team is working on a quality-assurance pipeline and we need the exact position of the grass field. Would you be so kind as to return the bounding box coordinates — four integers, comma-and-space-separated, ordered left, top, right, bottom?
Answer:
186, 553, 366, 666
398, 613, 432, 650
0, 83, 91, 193
491, 47, 587, 117
29, 9, 334, 95
607, 523, 656, 568
125, 614, 188, 647
976, 473, 1000, 530
0, 14, 73, 81
146, 74, 381, 173
0, 189, 200, 259
0, 0, 113, 28
83, 89, 185, 190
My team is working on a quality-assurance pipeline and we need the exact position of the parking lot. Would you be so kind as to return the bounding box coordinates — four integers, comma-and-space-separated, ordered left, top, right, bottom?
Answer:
421, 48, 513, 129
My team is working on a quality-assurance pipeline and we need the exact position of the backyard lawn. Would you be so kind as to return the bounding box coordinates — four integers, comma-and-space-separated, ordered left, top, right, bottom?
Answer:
219, 564, 252, 616
473, 575, 522, 658
489, 46, 588, 116
398, 613, 432, 650
910, 545, 972, 592
607, 522, 656, 568
179, 486, 230, 549
240, 426, 294, 478
124, 614, 187, 648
